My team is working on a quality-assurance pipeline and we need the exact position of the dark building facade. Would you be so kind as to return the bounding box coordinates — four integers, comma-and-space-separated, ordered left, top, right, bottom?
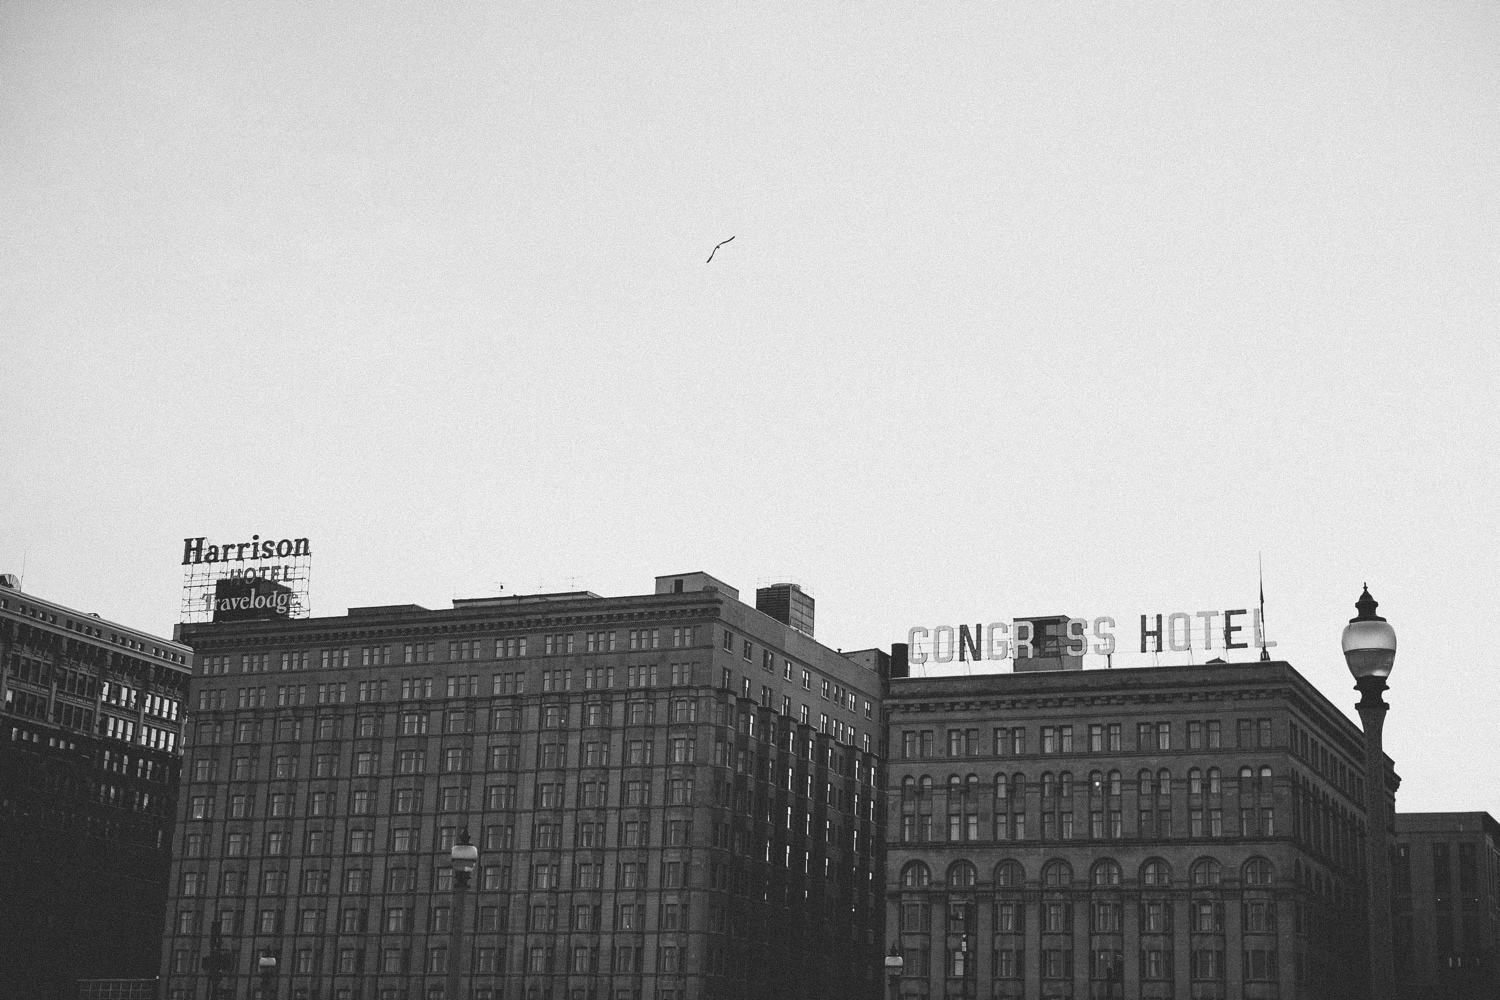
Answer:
884, 658, 1389, 1000
161, 572, 885, 1000
1393, 811, 1500, 1000
0, 576, 192, 999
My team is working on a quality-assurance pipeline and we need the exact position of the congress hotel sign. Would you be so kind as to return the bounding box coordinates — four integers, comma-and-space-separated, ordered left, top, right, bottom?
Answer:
908, 609, 1274, 665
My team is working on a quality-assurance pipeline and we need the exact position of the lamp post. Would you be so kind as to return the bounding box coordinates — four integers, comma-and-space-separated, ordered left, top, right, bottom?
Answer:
201, 919, 234, 1000
1342, 585, 1397, 1000
884, 943, 903, 1000
256, 949, 278, 997
446, 829, 479, 1000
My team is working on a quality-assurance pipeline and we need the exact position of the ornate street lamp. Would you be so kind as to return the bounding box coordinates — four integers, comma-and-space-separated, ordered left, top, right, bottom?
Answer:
1342, 585, 1397, 1000
446, 830, 479, 1000
884, 943, 905, 1000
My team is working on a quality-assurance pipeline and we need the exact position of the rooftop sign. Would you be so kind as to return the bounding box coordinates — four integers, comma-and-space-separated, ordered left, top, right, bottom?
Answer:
907, 609, 1274, 667
180, 535, 312, 622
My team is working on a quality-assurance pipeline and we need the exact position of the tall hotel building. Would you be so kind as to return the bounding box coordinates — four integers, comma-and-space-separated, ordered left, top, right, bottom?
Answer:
162, 573, 886, 1000
885, 652, 1388, 1000
0, 575, 192, 999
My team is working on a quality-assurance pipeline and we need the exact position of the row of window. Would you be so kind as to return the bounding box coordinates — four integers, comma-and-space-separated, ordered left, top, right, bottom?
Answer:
900, 805, 1275, 843
902, 767, 1275, 800
900, 944, 1279, 982
899, 856, 1277, 889
902, 897, 1280, 936
905, 719, 1275, 759
182, 856, 701, 896
198, 629, 704, 677
178, 898, 692, 938
172, 941, 691, 979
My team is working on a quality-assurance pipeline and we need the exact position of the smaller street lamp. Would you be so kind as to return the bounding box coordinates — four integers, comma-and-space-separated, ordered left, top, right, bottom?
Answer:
257, 949, 278, 994
446, 830, 480, 1000
884, 944, 904, 1000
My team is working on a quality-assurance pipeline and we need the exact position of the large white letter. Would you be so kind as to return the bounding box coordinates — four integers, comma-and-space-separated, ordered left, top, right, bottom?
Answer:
933, 625, 955, 663
1252, 610, 1278, 651
908, 627, 930, 666
1195, 610, 1220, 650
986, 622, 1010, 660
1011, 620, 1033, 659
1167, 612, 1193, 652
1092, 617, 1116, 656
1066, 618, 1090, 656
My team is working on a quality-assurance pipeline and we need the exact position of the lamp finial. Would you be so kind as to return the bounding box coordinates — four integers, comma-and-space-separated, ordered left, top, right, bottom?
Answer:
1352, 585, 1385, 623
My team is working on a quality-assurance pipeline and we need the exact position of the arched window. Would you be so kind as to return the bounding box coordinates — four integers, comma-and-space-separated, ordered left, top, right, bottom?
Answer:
994, 774, 1008, 801
1259, 766, 1272, 793
1091, 859, 1121, 887
1042, 860, 1072, 888
1141, 858, 1172, 886
1239, 766, 1253, 788
1157, 769, 1171, 797
948, 860, 977, 887
1041, 772, 1055, 798
994, 860, 1024, 888
1243, 858, 1274, 886
1059, 771, 1073, 798
1138, 769, 1153, 798
1188, 768, 1202, 795
1190, 858, 1222, 886
1207, 768, 1221, 794
966, 773, 980, 798
948, 774, 962, 797
1108, 771, 1122, 796
1013, 773, 1026, 798
902, 861, 931, 888
901, 776, 916, 802
920, 775, 933, 800
1090, 771, 1103, 797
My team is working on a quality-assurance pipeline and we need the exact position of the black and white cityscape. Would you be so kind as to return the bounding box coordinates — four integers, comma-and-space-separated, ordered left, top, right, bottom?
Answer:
4, 5, 1498, 1000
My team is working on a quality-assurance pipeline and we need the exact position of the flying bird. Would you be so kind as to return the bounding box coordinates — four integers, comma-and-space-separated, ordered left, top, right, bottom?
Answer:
706, 236, 735, 263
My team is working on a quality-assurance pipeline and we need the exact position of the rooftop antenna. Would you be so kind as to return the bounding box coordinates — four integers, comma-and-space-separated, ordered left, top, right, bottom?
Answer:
1259, 553, 1270, 661
18, 551, 26, 591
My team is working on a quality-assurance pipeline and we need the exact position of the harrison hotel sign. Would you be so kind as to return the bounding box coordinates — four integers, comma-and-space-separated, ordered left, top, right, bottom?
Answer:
182, 534, 310, 581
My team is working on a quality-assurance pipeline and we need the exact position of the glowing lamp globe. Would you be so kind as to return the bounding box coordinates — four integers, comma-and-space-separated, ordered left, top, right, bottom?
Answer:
450, 829, 479, 876
1341, 585, 1396, 681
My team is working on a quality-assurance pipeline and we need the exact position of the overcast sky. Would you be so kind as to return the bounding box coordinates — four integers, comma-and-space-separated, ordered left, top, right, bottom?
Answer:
3, 2, 1497, 816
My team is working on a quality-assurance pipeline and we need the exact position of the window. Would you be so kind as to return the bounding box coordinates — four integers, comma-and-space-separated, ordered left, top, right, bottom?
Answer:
1243, 857, 1274, 886
901, 861, 931, 888
400, 711, 427, 735
1244, 948, 1278, 981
